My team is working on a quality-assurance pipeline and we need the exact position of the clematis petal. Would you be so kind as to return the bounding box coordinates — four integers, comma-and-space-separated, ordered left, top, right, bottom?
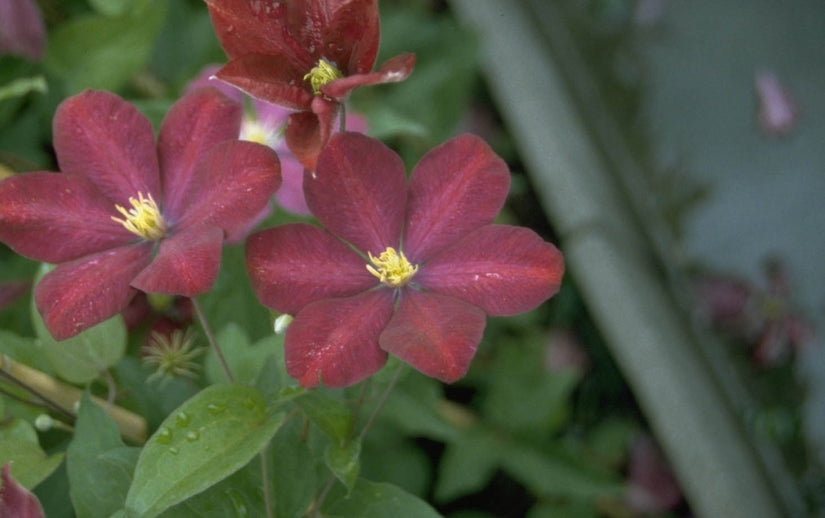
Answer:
215, 54, 314, 109
286, 97, 339, 170
416, 225, 564, 316
322, 53, 417, 101
173, 139, 281, 238
246, 223, 376, 315
34, 243, 153, 340
403, 134, 510, 262
0, 0, 46, 61
0, 172, 134, 263
52, 90, 160, 205
205, 0, 313, 67
157, 88, 243, 219
326, 0, 380, 74
380, 290, 486, 383
131, 226, 224, 297
285, 290, 394, 388
0, 463, 45, 518
305, 132, 406, 253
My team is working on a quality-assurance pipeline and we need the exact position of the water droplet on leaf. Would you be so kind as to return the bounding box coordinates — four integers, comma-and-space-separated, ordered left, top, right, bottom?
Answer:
156, 427, 173, 444
175, 411, 191, 428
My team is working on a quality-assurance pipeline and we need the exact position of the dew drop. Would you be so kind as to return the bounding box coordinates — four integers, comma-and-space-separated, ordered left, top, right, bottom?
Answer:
156, 427, 173, 444
175, 411, 191, 428
168, 447, 179, 455
207, 403, 227, 415
186, 430, 200, 442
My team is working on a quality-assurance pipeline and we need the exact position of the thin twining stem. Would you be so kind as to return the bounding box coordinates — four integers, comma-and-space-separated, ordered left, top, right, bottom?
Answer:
0, 359, 75, 421
191, 297, 234, 383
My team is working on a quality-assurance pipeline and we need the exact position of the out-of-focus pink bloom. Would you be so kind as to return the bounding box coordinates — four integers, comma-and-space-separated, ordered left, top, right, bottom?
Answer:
0, 463, 45, 518
694, 260, 814, 366
625, 435, 682, 515
633, 0, 667, 26
0, 279, 29, 311
544, 328, 590, 374
187, 65, 367, 216
0, 0, 46, 61
755, 70, 798, 138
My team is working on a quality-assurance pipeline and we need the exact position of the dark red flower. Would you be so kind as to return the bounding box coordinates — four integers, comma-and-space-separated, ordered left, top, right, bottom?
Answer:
246, 132, 564, 387
205, 0, 415, 170
0, 463, 44, 518
0, 88, 281, 340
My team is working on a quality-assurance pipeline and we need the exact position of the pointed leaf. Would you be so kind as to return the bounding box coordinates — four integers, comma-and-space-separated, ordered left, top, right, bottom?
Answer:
294, 391, 353, 442
204, 323, 284, 386
0, 441, 63, 490
323, 479, 442, 518
125, 384, 285, 518
66, 393, 139, 518
325, 439, 361, 493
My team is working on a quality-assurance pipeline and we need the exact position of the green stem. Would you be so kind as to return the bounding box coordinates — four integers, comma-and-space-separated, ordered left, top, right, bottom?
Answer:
191, 297, 234, 383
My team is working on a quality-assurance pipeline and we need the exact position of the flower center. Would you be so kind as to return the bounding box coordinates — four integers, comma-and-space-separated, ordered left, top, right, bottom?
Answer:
239, 115, 281, 148
366, 247, 419, 288
304, 58, 343, 95
111, 192, 167, 241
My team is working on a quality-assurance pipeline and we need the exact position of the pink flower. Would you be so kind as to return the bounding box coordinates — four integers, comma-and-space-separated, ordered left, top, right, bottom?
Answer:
625, 435, 682, 515
187, 65, 367, 216
246, 132, 564, 387
0, 88, 281, 340
0, 0, 46, 61
0, 463, 44, 518
204, 0, 415, 170
755, 70, 798, 138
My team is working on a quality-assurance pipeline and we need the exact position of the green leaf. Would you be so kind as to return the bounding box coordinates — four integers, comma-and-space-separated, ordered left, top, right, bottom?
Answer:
205, 323, 284, 386
294, 390, 352, 442
323, 479, 442, 518
125, 384, 285, 518
378, 374, 458, 442
87, 0, 133, 17
0, 329, 53, 375
66, 393, 139, 518
44, 4, 166, 93
325, 439, 361, 493
0, 418, 38, 444
434, 430, 498, 502
0, 439, 64, 490
31, 287, 127, 384
266, 419, 317, 518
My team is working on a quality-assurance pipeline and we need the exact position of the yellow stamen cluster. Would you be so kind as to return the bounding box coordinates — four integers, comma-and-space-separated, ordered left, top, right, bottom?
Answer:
304, 58, 343, 95
111, 192, 167, 241
366, 247, 419, 288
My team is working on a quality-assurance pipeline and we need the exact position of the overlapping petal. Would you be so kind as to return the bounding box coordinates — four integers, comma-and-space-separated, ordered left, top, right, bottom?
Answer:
403, 134, 510, 262
53, 90, 160, 205
157, 88, 243, 218
172, 139, 281, 238
214, 53, 313, 110
285, 290, 394, 387
322, 53, 417, 101
131, 226, 224, 297
0, 172, 133, 263
305, 132, 406, 253
380, 291, 486, 383
34, 244, 153, 340
246, 223, 375, 315
416, 225, 565, 316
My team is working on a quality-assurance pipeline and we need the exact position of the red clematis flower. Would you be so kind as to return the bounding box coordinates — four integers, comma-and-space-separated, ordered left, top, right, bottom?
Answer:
246, 132, 564, 387
0, 88, 281, 340
205, 0, 415, 170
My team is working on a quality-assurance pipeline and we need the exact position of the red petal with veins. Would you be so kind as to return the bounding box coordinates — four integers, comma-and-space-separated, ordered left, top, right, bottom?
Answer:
285, 290, 394, 387
52, 90, 160, 206
246, 223, 375, 315
0, 463, 45, 518
173, 140, 281, 238
157, 88, 243, 219
286, 96, 340, 170
131, 226, 224, 297
34, 243, 153, 340
416, 225, 564, 316
305, 132, 406, 254
215, 53, 314, 109
404, 134, 510, 262
380, 290, 486, 383
0, 172, 134, 263
322, 53, 416, 101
